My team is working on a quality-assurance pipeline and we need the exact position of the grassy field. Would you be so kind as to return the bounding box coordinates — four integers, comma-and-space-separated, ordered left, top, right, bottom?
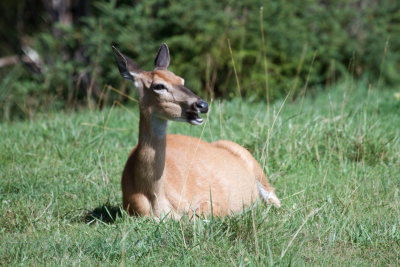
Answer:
1, 82, 399, 266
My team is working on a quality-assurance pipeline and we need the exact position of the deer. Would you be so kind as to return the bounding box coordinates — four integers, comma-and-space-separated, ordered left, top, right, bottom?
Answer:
112, 43, 281, 219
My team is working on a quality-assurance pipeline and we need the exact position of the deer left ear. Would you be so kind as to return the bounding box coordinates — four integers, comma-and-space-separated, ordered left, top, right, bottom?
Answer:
112, 45, 143, 80
154, 43, 170, 70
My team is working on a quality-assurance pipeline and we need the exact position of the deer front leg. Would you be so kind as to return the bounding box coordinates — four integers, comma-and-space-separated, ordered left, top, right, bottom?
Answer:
123, 193, 152, 216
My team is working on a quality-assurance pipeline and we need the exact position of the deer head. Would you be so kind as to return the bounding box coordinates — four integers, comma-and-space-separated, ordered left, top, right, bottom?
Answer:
112, 43, 208, 125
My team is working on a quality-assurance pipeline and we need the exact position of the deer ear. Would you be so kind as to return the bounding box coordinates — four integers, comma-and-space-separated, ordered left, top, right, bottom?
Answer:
154, 43, 170, 70
112, 46, 143, 80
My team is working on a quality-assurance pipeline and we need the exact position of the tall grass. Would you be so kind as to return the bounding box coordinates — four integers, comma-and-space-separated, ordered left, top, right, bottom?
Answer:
1, 82, 399, 265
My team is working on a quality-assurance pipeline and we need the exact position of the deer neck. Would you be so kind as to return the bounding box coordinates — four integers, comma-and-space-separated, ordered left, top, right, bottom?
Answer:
135, 110, 168, 184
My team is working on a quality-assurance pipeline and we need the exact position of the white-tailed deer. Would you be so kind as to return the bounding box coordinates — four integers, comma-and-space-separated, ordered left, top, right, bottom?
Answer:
112, 43, 280, 218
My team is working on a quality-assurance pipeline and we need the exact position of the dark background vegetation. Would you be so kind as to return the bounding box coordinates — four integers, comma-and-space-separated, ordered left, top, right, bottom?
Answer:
0, 0, 399, 121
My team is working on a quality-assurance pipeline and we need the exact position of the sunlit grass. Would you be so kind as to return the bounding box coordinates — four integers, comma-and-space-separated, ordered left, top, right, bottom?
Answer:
1, 82, 399, 265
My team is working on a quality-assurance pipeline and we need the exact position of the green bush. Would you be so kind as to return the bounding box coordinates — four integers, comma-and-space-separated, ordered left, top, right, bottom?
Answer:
1, 0, 399, 120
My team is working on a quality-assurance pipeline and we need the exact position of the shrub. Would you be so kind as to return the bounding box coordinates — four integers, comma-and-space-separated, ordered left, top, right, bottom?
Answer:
1, 0, 399, 120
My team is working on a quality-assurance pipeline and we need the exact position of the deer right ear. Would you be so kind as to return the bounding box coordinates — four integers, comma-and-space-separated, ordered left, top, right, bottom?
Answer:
112, 46, 143, 80
154, 43, 170, 70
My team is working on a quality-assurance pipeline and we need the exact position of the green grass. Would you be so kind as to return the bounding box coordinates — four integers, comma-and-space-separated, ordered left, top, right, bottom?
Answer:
1, 82, 399, 266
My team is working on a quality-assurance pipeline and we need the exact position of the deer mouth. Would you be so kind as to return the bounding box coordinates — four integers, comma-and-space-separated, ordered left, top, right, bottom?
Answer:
187, 111, 204, 125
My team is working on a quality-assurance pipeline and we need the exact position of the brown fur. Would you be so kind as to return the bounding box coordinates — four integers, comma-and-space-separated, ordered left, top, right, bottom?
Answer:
113, 44, 281, 218
122, 134, 280, 218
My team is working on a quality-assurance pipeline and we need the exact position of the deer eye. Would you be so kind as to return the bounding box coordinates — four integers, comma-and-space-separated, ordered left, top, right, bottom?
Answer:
152, 84, 167, 91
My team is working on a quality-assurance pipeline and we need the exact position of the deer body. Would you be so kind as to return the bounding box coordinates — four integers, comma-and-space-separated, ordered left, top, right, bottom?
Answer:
113, 44, 280, 218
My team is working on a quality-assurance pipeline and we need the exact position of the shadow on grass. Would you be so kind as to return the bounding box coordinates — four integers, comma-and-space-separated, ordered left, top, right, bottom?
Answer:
84, 203, 123, 224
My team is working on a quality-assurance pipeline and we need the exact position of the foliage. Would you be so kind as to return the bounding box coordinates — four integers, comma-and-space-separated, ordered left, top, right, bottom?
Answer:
1, 0, 399, 120
1, 82, 399, 265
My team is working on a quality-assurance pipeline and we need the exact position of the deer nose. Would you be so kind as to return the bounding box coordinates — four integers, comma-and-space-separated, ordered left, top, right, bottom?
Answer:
194, 100, 208, 113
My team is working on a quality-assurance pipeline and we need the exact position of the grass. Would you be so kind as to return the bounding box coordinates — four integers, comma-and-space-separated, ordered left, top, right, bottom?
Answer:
1, 82, 399, 266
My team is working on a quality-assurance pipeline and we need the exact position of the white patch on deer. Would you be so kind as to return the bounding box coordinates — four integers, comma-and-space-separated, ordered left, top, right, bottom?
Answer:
151, 116, 168, 137
129, 71, 138, 77
256, 179, 271, 201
